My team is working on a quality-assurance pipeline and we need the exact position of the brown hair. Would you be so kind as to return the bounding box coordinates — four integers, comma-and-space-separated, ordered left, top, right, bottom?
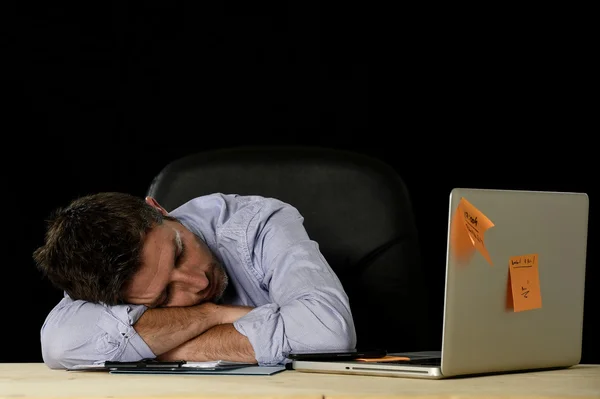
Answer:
33, 192, 173, 305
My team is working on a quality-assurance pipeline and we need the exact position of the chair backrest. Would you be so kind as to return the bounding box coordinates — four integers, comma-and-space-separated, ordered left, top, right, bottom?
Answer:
147, 146, 430, 352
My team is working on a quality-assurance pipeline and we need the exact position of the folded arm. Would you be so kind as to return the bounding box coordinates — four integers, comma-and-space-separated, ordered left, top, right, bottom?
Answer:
136, 303, 254, 359
158, 324, 256, 363
40, 298, 155, 369
40, 297, 252, 369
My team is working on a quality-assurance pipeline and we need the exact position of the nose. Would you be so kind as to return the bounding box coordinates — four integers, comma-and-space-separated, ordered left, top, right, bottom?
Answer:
171, 268, 209, 293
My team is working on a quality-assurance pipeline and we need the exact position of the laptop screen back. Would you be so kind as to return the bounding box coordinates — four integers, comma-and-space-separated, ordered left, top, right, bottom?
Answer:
441, 188, 588, 377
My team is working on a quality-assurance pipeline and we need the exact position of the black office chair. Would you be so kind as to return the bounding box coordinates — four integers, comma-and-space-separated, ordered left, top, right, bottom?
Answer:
147, 146, 430, 352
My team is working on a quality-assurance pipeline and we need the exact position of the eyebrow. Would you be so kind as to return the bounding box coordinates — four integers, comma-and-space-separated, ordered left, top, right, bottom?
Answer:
174, 229, 183, 258
148, 229, 183, 308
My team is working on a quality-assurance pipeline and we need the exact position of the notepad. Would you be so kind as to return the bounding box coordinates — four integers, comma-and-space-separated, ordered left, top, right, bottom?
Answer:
68, 359, 256, 372
110, 366, 286, 376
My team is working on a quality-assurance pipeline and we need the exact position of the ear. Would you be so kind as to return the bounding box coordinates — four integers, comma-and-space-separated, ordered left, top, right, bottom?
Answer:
145, 196, 169, 216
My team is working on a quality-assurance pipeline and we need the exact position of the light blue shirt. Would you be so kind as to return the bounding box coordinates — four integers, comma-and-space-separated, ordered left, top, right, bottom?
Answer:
40, 194, 356, 369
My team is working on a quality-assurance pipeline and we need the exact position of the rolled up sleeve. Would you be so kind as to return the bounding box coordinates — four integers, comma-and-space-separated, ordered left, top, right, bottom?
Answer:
233, 201, 357, 365
40, 297, 155, 369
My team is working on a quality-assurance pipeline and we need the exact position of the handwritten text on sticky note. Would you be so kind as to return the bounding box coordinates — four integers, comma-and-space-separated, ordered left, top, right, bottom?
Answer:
507, 254, 542, 312
450, 197, 495, 266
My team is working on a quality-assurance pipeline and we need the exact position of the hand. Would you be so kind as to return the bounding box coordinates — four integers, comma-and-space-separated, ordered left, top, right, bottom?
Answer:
217, 305, 254, 324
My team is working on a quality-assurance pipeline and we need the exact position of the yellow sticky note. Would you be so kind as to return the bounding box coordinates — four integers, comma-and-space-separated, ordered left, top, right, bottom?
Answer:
450, 197, 495, 266
507, 254, 542, 312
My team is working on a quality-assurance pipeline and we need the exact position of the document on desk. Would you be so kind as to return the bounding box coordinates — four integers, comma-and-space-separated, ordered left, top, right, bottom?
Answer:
67, 360, 286, 376
110, 366, 286, 376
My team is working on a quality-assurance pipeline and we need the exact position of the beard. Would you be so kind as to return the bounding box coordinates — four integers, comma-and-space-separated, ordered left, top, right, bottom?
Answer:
212, 260, 229, 302
189, 229, 230, 304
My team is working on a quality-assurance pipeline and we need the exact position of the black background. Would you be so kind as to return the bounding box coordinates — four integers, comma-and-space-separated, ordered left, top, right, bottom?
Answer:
3, 4, 597, 364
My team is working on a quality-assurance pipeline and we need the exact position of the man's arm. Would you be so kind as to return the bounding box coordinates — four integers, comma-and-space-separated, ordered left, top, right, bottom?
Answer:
134, 303, 253, 356
40, 297, 155, 369
157, 324, 256, 363
231, 200, 357, 365
39, 295, 253, 369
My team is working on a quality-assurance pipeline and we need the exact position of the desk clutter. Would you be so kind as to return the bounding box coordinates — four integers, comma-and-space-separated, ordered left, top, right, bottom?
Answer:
67, 359, 286, 376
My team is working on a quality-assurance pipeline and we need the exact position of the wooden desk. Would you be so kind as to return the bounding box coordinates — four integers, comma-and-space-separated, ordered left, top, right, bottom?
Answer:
0, 363, 598, 399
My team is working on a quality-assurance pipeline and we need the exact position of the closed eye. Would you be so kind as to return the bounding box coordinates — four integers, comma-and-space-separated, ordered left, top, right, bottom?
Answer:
162, 286, 171, 306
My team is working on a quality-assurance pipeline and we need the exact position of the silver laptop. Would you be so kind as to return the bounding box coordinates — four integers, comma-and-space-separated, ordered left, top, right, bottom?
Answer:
292, 188, 589, 379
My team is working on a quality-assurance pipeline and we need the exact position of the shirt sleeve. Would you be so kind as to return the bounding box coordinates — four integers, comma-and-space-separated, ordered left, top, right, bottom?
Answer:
233, 199, 357, 365
40, 297, 155, 369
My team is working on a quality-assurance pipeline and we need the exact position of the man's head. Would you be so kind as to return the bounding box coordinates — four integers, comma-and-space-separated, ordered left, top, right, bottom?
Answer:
33, 192, 228, 307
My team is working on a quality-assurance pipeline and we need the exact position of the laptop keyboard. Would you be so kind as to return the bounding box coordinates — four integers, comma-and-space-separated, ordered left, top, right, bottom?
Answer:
407, 357, 441, 366
382, 357, 441, 366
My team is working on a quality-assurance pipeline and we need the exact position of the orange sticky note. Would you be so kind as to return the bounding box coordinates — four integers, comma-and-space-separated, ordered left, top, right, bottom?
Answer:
507, 254, 542, 312
449, 197, 495, 266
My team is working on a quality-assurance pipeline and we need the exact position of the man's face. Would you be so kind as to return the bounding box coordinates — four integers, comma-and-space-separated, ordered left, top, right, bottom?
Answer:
122, 218, 228, 308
